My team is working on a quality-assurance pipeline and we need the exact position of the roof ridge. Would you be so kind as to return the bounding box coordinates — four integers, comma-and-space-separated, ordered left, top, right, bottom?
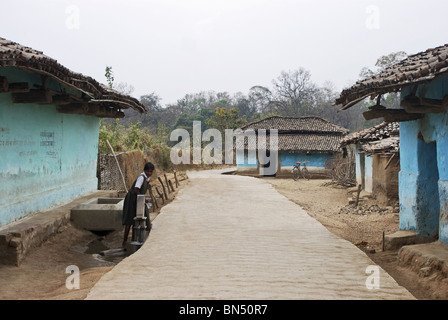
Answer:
335, 43, 448, 110
0, 36, 146, 113
241, 115, 349, 133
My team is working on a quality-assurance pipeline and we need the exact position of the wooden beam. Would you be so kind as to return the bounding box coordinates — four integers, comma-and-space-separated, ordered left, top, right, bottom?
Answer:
57, 103, 89, 114
0, 77, 8, 92
0, 77, 29, 93
401, 94, 448, 114
7, 82, 29, 93
402, 101, 446, 114
51, 94, 73, 105
420, 96, 448, 108
363, 108, 423, 122
37, 93, 77, 106
95, 105, 125, 118
57, 103, 124, 118
12, 89, 52, 104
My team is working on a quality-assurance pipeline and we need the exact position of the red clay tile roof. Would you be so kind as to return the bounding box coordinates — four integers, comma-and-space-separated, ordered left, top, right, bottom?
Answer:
241, 116, 349, 134
0, 37, 145, 113
335, 44, 448, 110
340, 122, 399, 146
340, 122, 399, 154
237, 116, 348, 153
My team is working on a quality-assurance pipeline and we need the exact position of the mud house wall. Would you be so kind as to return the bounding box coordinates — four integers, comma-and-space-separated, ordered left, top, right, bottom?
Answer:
400, 75, 448, 242
0, 67, 100, 227
372, 154, 399, 206
278, 152, 334, 177
98, 150, 147, 193
236, 149, 335, 177
354, 147, 373, 193
355, 147, 363, 188
236, 149, 258, 174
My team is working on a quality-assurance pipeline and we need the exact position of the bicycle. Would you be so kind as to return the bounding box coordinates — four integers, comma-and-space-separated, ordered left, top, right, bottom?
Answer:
292, 161, 311, 180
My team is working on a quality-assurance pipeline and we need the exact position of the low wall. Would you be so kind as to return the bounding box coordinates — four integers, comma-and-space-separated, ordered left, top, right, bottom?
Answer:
98, 150, 147, 192
372, 154, 399, 206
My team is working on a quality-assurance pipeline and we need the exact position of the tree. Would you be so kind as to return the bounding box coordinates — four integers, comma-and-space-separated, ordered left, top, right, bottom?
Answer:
205, 107, 247, 133
114, 82, 135, 96
248, 85, 275, 114
270, 68, 318, 117
358, 51, 408, 110
359, 51, 408, 79
105, 66, 114, 89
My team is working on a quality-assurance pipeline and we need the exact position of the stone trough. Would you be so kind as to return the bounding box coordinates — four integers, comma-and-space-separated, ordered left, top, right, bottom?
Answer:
70, 198, 124, 232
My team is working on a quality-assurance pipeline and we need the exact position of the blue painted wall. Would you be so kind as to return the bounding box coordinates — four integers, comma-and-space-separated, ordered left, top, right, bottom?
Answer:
236, 151, 333, 171
236, 150, 258, 168
364, 154, 373, 193
0, 67, 100, 226
400, 75, 448, 242
279, 152, 332, 169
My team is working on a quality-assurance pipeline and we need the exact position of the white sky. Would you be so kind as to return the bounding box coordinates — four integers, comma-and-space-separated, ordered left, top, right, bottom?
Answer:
1, 0, 447, 105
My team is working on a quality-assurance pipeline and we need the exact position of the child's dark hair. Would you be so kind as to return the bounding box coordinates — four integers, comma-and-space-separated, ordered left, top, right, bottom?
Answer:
144, 162, 155, 171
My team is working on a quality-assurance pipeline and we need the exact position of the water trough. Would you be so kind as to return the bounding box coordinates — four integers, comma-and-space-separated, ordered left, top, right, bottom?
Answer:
70, 197, 124, 232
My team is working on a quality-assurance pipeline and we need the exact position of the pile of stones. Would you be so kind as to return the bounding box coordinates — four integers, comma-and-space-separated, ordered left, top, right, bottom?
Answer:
339, 203, 399, 215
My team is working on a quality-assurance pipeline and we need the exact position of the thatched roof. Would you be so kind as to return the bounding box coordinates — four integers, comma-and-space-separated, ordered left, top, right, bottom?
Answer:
236, 116, 348, 153
335, 44, 448, 110
0, 37, 146, 114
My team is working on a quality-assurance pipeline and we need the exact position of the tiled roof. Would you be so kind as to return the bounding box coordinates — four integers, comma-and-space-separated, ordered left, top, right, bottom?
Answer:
340, 122, 399, 154
236, 116, 348, 153
235, 133, 344, 153
335, 44, 448, 110
241, 116, 349, 134
361, 136, 399, 155
0, 37, 145, 113
340, 122, 399, 146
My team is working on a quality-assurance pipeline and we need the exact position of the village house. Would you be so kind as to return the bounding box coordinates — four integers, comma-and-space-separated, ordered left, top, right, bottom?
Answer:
335, 44, 448, 245
340, 121, 400, 207
235, 116, 349, 177
0, 38, 145, 229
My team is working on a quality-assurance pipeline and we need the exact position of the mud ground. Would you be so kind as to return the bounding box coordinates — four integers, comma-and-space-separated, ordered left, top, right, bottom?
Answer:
0, 173, 445, 300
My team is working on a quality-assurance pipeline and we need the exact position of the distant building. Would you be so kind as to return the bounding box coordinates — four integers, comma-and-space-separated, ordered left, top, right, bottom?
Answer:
235, 116, 349, 177
335, 43, 448, 244
340, 122, 400, 206
0, 37, 145, 227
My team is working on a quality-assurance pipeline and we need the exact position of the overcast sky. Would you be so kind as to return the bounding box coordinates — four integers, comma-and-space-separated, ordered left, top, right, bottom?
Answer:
1, 0, 447, 105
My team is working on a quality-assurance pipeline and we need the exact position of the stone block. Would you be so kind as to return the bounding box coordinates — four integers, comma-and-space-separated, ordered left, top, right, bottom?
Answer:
70, 198, 124, 232
384, 230, 417, 250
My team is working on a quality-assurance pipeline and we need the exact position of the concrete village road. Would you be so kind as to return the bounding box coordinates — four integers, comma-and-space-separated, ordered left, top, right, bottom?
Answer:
86, 169, 414, 300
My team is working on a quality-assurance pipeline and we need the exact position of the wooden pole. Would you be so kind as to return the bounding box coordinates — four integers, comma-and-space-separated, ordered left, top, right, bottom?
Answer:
174, 170, 179, 188
106, 139, 128, 193
155, 186, 164, 204
0, 76, 8, 92
168, 179, 175, 192
164, 173, 170, 193
384, 153, 396, 170
149, 185, 158, 210
355, 184, 362, 207
158, 176, 168, 200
